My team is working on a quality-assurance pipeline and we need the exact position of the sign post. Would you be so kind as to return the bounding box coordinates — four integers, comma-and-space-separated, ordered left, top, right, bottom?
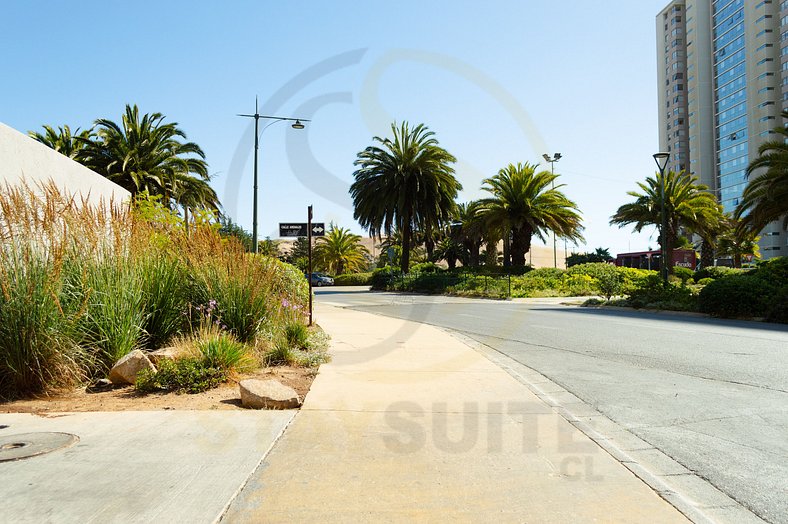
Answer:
307, 205, 313, 327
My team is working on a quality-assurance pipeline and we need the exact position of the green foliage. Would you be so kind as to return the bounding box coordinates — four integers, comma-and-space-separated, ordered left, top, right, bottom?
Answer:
195, 331, 254, 372
479, 162, 584, 266
0, 185, 310, 399
351, 121, 461, 273
284, 322, 310, 349
333, 272, 372, 286
698, 257, 788, 321
218, 216, 253, 252
314, 225, 370, 274
410, 262, 440, 273
697, 277, 714, 286
698, 276, 773, 318
694, 266, 739, 280
671, 266, 694, 284
370, 265, 402, 290
566, 248, 614, 267
626, 275, 698, 311
136, 358, 228, 394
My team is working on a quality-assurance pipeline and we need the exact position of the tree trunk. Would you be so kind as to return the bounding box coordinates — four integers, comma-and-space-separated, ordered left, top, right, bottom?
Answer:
401, 217, 411, 274
502, 229, 511, 267
469, 240, 480, 267
425, 236, 434, 261
510, 227, 532, 267
734, 252, 742, 268
484, 240, 498, 266
700, 238, 714, 268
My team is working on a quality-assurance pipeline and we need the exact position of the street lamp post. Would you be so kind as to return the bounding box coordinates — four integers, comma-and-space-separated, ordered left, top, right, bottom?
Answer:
238, 98, 309, 253
653, 152, 670, 286
542, 153, 562, 268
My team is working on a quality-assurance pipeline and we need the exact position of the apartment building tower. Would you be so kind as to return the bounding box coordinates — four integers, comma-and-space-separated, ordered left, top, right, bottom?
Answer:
657, 0, 787, 259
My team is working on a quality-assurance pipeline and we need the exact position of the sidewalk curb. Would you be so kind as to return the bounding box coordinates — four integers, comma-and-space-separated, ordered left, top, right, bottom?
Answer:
443, 329, 766, 524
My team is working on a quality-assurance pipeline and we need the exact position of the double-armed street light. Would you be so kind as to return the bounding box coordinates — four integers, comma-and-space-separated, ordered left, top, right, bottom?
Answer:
238, 99, 309, 253
542, 153, 562, 268
653, 152, 670, 286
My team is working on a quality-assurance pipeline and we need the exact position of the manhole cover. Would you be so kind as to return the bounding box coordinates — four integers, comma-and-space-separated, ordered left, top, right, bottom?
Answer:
0, 432, 79, 462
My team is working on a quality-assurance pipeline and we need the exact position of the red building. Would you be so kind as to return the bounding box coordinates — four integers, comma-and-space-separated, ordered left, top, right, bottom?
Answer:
615, 249, 697, 271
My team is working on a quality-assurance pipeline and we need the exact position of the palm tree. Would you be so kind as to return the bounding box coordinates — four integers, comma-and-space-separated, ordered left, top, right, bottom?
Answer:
478, 163, 584, 266
736, 110, 788, 232
718, 216, 761, 268
75, 104, 211, 210
314, 224, 370, 275
29, 124, 91, 159
432, 237, 468, 270
454, 201, 486, 266
611, 170, 722, 273
351, 122, 461, 273
173, 174, 220, 229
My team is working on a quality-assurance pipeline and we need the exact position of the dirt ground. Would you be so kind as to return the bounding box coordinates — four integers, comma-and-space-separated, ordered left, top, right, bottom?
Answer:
0, 366, 317, 414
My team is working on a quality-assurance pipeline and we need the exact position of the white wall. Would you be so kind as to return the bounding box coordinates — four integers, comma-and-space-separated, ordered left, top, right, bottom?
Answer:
0, 122, 130, 206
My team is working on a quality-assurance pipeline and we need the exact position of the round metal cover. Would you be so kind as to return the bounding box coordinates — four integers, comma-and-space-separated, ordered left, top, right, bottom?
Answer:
0, 432, 79, 462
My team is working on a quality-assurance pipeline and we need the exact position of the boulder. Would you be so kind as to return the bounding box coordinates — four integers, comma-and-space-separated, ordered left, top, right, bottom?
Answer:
240, 379, 301, 409
109, 350, 156, 385
147, 346, 183, 366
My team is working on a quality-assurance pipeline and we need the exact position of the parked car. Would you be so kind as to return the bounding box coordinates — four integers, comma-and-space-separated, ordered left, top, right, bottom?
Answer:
306, 272, 334, 286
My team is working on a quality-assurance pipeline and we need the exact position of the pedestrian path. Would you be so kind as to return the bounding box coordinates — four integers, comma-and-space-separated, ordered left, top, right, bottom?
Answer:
222, 303, 688, 523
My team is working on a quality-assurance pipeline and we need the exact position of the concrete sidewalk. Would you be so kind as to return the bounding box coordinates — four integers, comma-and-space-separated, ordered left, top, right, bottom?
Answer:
222, 304, 689, 523
0, 410, 294, 523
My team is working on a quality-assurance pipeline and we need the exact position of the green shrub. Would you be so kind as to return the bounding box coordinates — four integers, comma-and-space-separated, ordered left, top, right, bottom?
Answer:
410, 262, 440, 274
136, 358, 228, 394
694, 266, 738, 280
697, 277, 714, 286
284, 322, 309, 349
626, 275, 698, 311
138, 254, 188, 349
672, 266, 694, 284
195, 331, 254, 372
765, 287, 788, 324
333, 272, 372, 286
370, 266, 401, 290
698, 275, 774, 318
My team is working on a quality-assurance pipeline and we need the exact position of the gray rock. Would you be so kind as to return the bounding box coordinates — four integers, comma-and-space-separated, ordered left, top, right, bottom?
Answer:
239, 379, 301, 410
109, 350, 156, 385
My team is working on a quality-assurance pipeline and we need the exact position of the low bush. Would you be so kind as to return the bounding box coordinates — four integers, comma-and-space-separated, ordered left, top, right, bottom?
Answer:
195, 331, 254, 373
136, 358, 228, 394
410, 262, 440, 273
370, 266, 401, 290
672, 266, 694, 284
697, 277, 714, 286
694, 266, 738, 280
698, 275, 773, 318
626, 275, 698, 311
284, 322, 309, 349
333, 272, 372, 286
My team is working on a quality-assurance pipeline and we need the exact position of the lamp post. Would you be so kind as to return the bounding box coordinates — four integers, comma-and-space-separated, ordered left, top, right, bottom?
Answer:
238, 98, 309, 253
653, 152, 670, 286
542, 153, 562, 268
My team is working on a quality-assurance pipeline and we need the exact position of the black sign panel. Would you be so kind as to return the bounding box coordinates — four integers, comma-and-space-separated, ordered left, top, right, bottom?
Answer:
279, 223, 326, 237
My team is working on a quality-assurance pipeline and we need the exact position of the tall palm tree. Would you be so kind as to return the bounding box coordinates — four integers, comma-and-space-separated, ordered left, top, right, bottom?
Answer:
29, 124, 91, 159
351, 122, 461, 273
314, 225, 370, 275
173, 173, 220, 229
478, 163, 584, 266
75, 104, 211, 210
454, 201, 486, 266
611, 170, 722, 273
736, 110, 788, 232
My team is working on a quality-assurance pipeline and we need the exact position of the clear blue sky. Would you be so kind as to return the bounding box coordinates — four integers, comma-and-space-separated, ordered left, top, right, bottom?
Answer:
1, 1, 671, 255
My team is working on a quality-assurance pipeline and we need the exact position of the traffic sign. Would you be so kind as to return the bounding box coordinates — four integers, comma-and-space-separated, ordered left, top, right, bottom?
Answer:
279, 222, 325, 237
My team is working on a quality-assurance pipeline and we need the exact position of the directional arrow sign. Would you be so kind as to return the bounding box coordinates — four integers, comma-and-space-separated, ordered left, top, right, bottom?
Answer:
279, 222, 325, 237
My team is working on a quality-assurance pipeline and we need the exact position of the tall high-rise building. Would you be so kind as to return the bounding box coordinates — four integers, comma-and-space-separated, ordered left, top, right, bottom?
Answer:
656, 0, 787, 260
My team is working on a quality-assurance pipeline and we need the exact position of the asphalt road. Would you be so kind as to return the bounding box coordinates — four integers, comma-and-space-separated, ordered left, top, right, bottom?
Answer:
316, 287, 788, 524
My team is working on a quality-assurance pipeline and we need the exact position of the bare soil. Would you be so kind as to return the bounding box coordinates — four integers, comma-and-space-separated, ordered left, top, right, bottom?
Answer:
0, 366, 317, 414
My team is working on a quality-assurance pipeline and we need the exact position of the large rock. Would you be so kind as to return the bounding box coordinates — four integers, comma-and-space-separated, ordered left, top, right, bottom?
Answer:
109, 350, 156, 385
147, 346, 183, 366
240, 379, 301, 409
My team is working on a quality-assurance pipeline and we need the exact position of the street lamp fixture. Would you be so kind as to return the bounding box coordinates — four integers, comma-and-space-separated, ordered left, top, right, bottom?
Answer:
543, 153, 562, 268
238, 99, 310, 254
653, 152, 670, 286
